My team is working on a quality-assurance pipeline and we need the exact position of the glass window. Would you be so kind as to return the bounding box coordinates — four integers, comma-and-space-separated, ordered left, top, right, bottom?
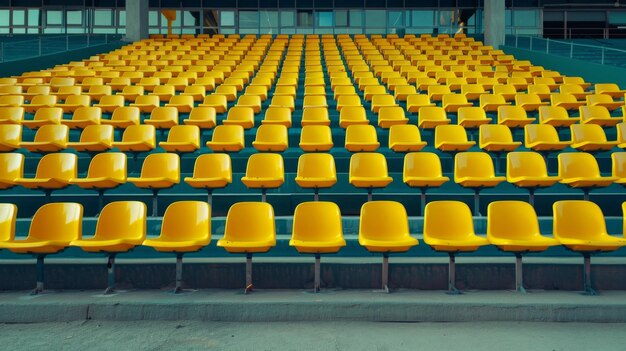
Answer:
46, 10, 63, 25
280, 11, 295, 26
220, 11, 235, 26
0, 9, 8, 28
297, 10, 313, 27
171, 10, 182, 27
317, 11, 333, 27
260, 11, 278, 28
94, 10, 112, 26
67, 10, 82, 25
182, 11, 196, 26
349, 10, 362, 27
335, 10, 347, 27
365, 10, 385, 27
239, 11, 259, 28
119, 11, 126, 26
512, 9, 538, 27
12, 9, 25, 26
388, 11, 404, 27
149, 11, 160, 26
411, 10, 434, 27
609, 12, 626, 25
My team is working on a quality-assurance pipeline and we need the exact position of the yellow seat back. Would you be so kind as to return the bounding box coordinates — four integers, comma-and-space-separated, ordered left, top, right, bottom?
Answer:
359, 201, 411, 242
612, 152, 626, 178
35, 153, 77, 180
579, 105, 610, 121
0, 153, 23, 181
111, 106, 140, 124
296, 153, 336, 182
121, 124, 156, 145
223, 202, 276, 243
166, 125, 200, 145
389, 124, 423, 144
507, 151, 549, 178
255, 124, 288, 144
558, 152, 601, 178
498, 105, 527, 122
435, 124, 469, 144
487, 201, 542, 241
524, 124, 560, 145
86, 152, 127, 182
553, 200, 609, 241
0, 107, 24, 123
292, 201, 343, 243
29, 202, 83, 242
0, 203, 17, 242
244, 153, 284, 180
349, 152, 389, 178
79, 124, 114, 143
0, 124, 21, 146
139, 153, 180, 180
454, 152, 496, 180
211, 125, 244, 144
479, 124, 514, 145
192, 154, 232, 181
33, 124, 68, 144
73, 106, 102, 123
160, 201, 210, 242
33, 107, 62, 122
403, 152, 444, 179
93, 201, 146, 241
150, 106, 178, 122
571, 124, 608, 143
424, 201, 475, 241
345, 124, 378, 144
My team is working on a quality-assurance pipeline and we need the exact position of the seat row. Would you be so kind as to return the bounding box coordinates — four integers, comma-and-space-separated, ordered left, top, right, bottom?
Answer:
1, 150, 623, 215
0, 199, 622, 295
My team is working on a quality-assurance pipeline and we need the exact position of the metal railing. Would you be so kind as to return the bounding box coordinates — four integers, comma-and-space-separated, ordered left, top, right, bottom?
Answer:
504, 34, 626, 68
0, 34, 123, 63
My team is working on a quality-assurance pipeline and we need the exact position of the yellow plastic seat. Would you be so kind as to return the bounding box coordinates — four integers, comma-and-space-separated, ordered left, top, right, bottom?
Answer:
23, 95, 57, 114
87, 85, 112, 101
377, 106, 408, 128
67, 125, 113, 153
558, 152, 617, 200
93, 95, 124, 113
0, 153, 24, 189
551, 93, 585, 111
206, 125, 245, 152
479, 94, 510, 112
182, 107, 216, 129
252, 124, 288, 152
617, 123, 626, 149
559, 84, 590, 100
55, 94, 90, 113
164, 95, 193, 113
263, 107, 293, 127
147, 85, 174, 103
0, 95, 24, 108
22, 107, 63, 129
423, 200, 490, 293
143, 106, 178, 129
198, 95, 227, 113
295, 153, 337, 200
336, 95, 362, 111
116, 85, 144, 102
506, 151, 560, 204
216, 202, 276, 293
595, 83, 626, 99
223, 106, 255, 129
0, 203, 16, 241
403, 152, 450, 214
0, 124, 21, 152
299, 125, 333, 152
289, 201, 345, 292
349, 152, 393, 200
586, 94, 623, 111
371, 94, 398, 113
479, 124, 522, 152
345, 125, 379, 152
394, 85, 417, 101
562, 77, 591, 90
143, 201, 211, 293
579, 105, 621, 127
553, 200, 626, 295
214, 85, 238, 102
515, 93, 548, 112
60, 106, 101, 130
524, 124, 570, 153
113, 124, 156, 152
14, 153, 77, 196
497, 105, 535, 128
70, 201, 146, 294
102, 106, 140, 129
538, 106, 577, 127
442, 94, 472, 113
159, 125, 200, 153
461, 84, 486, 101
20, 124, 68, 153
427, 85, 451, 102
435, 125, 475, 152
418, 106, 450, 129
359, 201, 419, 292
241, 153, 284, 201
129, 95, 160, 113
406, 94, 435, 113
270, 96, 295, 112
184, 153, 232, 204
303, 96, 328, 110
244, 85, 268, 101
612, 152, 626, 185
493, 84, 517, 101
457, 107, 491, 128
70, 152, 127, 210
0, 202, 82, 294
127, 153, 180, 216
570, 124, 617, 152
388, 124, 426, 152
180, 85, 207, 102
0, 107, 24, 124
339, 106, 368, 128
487, 201, 560, 292
454, 152, 506, 215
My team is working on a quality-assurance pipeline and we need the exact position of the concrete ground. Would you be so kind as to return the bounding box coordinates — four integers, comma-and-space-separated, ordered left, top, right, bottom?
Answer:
1, 320, 625, 351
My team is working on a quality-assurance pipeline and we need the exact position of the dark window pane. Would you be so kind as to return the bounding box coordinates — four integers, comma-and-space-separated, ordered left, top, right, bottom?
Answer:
279, 0, 295, 7
335, 0, 363, 7
387, 0, 403, 7
297, 0, 313, 7
260, 0, 278, 7
238, 0, 258, 8
365, 0, 385, 7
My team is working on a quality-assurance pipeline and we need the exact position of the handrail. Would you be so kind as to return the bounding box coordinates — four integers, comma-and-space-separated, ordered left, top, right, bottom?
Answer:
0, 34, 122, 63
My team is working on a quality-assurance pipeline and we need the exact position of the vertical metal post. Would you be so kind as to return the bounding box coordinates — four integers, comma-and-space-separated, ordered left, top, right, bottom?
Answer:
546, 37, 549, 54
583, 189, 590, 202
66, 35, 69, 51
313, 254, 321, 293
420, 189, 427, 217
473, 189, 480, 216
31, 254, 45, 295
261, 188, 267, 202
570, 41, 574, 59
98, 189, 105, 213
582, 253, 597, 296
87, 33, 90, 47
0, 42, 4, 63
601, 48, 605, 65
152, 189, 159, 217
530, 36, 533, 51
38, 37, 42, 57
245, 253, 253, 294
367, 188, 373, 202
207, 189, 213, 207
174, 253, 183, 294
515, 34, 518, 48
528, 188, 535, 207
447, 253, 459, 294
515, 253, 526, 293
105, 254, 116, 295
314, 188, 319, 201
381, 252, 389, 293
